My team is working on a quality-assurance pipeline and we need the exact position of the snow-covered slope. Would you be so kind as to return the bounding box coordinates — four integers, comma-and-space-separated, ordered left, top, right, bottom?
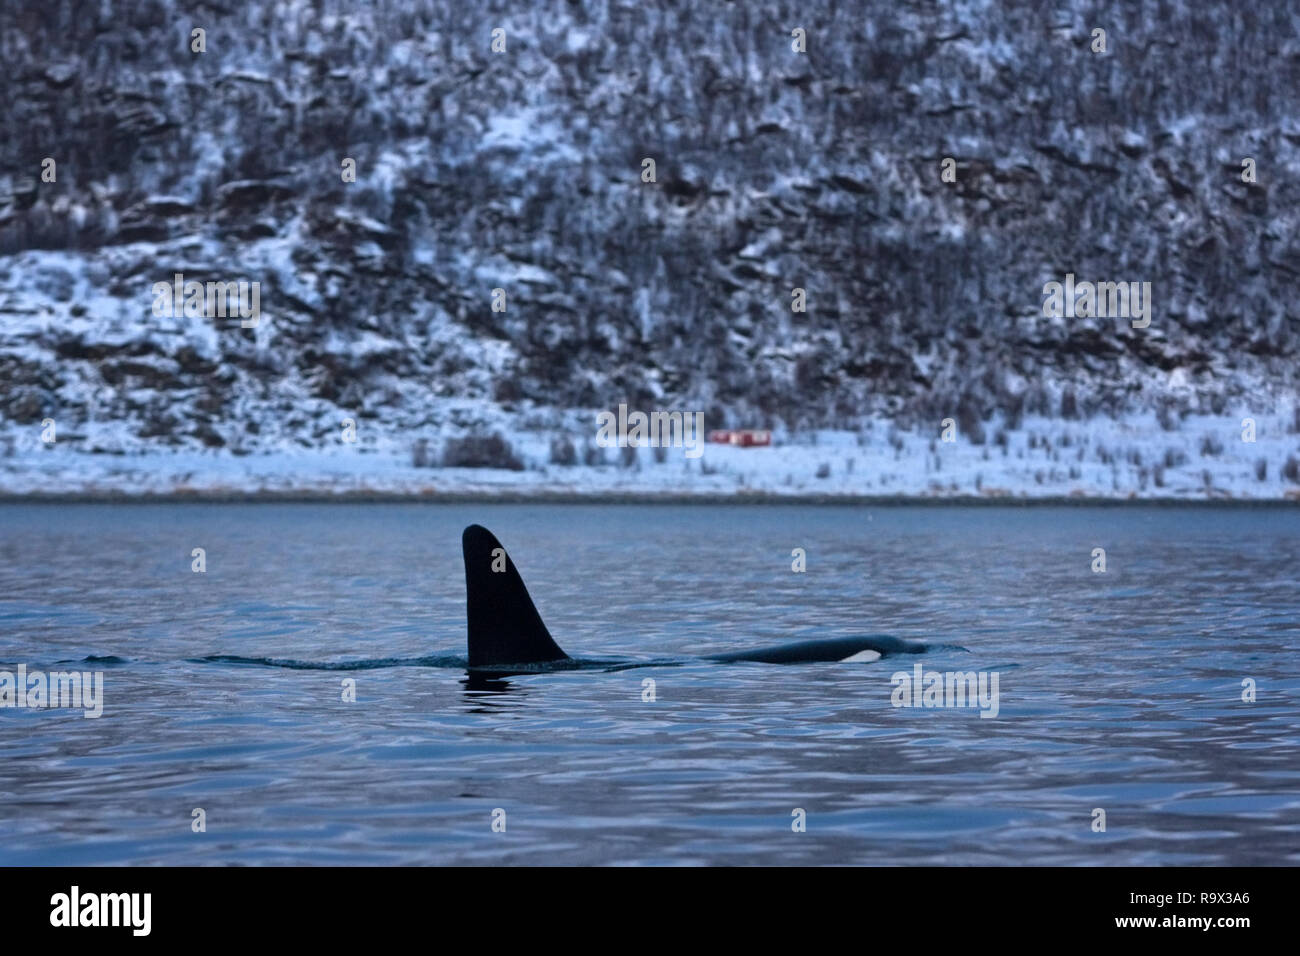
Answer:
1, 0, 1298, 499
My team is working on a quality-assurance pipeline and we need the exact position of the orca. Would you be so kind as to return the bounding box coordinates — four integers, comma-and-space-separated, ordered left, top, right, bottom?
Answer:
196, 525, 937, 677
462, 524, 930, 670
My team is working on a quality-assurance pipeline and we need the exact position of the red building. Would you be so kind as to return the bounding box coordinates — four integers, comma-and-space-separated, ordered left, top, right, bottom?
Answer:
708, 429, 772, 447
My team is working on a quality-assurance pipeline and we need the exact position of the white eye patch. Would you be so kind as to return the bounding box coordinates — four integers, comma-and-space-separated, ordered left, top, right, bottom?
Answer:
839, 649, 882, 663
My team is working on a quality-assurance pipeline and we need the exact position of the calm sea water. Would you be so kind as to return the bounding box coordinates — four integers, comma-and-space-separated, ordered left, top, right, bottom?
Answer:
1, 503, 1298, 865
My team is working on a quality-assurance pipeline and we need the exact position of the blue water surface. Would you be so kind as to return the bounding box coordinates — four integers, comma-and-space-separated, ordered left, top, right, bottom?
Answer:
0, 503, 1297, 864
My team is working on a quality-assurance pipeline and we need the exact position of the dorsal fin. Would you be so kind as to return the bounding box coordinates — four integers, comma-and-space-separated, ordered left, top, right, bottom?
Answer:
462, 525, 568, 667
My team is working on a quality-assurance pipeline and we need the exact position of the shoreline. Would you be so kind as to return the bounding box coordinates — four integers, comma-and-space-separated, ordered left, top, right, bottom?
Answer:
1, 490, 1296, 506
5, 411, 1298, 505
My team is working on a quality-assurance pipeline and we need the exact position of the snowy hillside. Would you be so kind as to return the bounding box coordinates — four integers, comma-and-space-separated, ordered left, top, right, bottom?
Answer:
1, 0, 1299, 499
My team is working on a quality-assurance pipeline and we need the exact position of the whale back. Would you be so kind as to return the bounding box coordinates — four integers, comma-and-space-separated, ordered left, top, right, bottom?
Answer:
704, 634, 926, 663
